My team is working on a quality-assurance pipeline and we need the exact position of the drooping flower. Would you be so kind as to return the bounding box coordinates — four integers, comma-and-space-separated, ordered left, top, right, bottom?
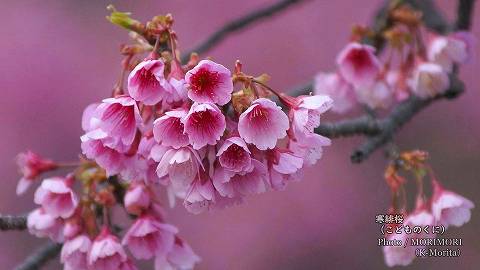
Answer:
354, 80, 393, 109
428, 32, 474, 71
27, 208, 64, 242
182, 102, 226, 149
153, 109, 189, 149
154, 147, 203, 198
122, 215, 178, 260
80, 136, 126, 176
383, 208, 435, 267
88, 227, 128, 270
314, 72, 355, 113
183, 169, 216, 214
34, 176, 78, 218
16, 151, 58, 195
128, 59, 167, 105
289, 132, 331, 166
238, 98, 289, 150
213, 159, 268, 198
431, 180, 474, 228
185, 60, 233, 105
154, 237, 201, 270
267, 149, 303, 190
289, 95, 333, 141
124, 182, 151, 215
409, 63, 449, 99
216, 137, 252, 173
95, 96, 142, 149
61, 234, 92, 270
336, 42, 381, 87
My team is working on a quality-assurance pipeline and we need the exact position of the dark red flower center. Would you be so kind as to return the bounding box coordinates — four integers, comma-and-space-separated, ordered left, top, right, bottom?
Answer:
347, 48, 371, 70
189, 68, 220, 96
138, 67, 160, 89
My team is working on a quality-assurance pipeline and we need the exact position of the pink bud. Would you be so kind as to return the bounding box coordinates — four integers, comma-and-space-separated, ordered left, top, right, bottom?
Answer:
124, 182, 151, 215
16, 151, 57, 195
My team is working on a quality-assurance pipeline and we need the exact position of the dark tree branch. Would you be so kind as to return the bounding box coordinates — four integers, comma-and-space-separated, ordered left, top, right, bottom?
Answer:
404, 0, 449, 33
456, 0, 476, 30
0, 214, 27, 231
180, 0, 307, 63
14, 242, 62, 270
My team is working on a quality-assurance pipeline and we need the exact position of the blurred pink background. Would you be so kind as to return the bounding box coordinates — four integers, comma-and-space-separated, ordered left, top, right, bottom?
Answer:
0, 0, 478, 269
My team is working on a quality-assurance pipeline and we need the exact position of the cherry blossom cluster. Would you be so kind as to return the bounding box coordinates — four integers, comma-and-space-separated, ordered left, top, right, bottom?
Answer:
14, 12, 333, 270
380, 151, 474, 267
314, 15, 474, 113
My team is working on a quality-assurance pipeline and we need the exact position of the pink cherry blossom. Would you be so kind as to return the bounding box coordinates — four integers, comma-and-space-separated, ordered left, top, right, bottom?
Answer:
431, 181, 474, 228
267, 150, 303, 190
61, 234, 92, 270
122, 215, 178, 259
183, 170, 216, 214
428, 32, 473, 71
213, 159, 268, 198
27, 208, 64, 242
354, 80, 393, 109
289, 132, 331, 166
153, 109, 189, 149
185, 59, 233, 105
95, 95, 142, 149
182, 102, 226, 149
128, 59, 167, 105
383, 209, 435, 267
88, 227, 128, 270
81, 136, 126, 176
124, 182, 151, 215
336, 42, 381, 87
238, 98, 289, 150
314, 72, 355, 114
16, 150, 58, 195
217, 137, 252, 173
154, 147, 203, 198
290, 95, 333, 140
409, 63, 449, 99
155, 237, 201, 270
34, 176, 78, 218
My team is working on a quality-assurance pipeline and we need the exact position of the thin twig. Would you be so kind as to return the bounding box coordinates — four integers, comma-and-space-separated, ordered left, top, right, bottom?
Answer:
0, 214, 27, 231
179, 0, 307, 63
14, 242, 62, 270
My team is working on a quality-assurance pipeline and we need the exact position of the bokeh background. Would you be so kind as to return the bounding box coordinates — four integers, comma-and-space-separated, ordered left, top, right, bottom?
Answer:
0, 0, 478, 269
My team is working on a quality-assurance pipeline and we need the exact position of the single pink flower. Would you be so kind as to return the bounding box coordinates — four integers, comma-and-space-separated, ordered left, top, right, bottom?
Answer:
153, 109, 189, 149
183, 170, 216, 214
155, 237, 201, 270
185, 60, 233, 105
182, 102, 226, 149
16, 151, 58, 195
34, 176, 78, 218
409, 62, 449, 99
213, 159, 268, 198
238, 98, 289, 150
354, 80, 393, 109
431, 181, 474, 228
336, 42, 381, 87
95, 96, 142, 148
81, 137, 126, 176
154, 147, 203, 198
61, 234, 92, 270
383, 209, 435, 267
314, 72, 355, 114
290, 95, 333, 141
124, 182, 151, 215
122, 215, 178, 260
128, 59, 167, 105
289, 133, 331, 166
428, 31, 474, 71
217, 137, 252, 173
267, 149, 303, 190
88, 227, 128, 270
27, 208, 64, 242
